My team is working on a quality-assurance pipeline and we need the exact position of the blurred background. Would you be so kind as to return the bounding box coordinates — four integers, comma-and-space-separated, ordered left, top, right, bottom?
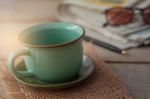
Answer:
0, 0, 62, 58
0, 0, 150, 99
1, 0, 149, 58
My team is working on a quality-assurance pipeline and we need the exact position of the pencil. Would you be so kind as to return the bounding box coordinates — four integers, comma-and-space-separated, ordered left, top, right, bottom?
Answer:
84, 36, 126, 54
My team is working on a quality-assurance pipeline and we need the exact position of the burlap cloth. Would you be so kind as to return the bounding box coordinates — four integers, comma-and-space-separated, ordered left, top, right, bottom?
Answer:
1, 43, 132, 99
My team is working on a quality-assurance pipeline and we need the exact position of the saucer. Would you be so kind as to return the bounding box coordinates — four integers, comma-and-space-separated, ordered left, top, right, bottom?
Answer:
12, 54, 95, 89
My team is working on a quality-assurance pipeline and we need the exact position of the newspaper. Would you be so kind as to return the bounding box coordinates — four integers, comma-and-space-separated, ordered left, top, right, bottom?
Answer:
58, 0, 150, 50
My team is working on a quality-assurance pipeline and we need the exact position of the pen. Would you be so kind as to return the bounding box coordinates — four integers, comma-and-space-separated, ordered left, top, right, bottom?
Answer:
84, 36, 126, 54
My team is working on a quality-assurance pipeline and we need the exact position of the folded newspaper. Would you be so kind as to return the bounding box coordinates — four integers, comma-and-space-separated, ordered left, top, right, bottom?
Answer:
58, 0, 150, 50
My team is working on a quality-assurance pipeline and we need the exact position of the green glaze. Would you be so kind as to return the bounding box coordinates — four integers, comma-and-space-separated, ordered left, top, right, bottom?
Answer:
7, 22, 85, 83
12, 55, 95, 88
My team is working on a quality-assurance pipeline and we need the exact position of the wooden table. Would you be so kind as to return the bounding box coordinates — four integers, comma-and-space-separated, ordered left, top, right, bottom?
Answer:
0, 0, 150, 99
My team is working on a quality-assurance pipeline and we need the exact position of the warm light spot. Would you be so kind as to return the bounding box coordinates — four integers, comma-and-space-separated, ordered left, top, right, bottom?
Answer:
0, 23, 35, 58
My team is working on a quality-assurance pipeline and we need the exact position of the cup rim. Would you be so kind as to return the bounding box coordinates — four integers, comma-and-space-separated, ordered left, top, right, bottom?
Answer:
18, 22, 85, 48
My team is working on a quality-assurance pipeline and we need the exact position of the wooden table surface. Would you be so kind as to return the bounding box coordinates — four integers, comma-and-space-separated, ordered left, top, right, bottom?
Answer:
0, 0, 150, 99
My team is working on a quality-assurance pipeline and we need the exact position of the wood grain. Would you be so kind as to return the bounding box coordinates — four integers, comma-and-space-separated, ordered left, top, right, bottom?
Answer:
94, 44, 150, 62
109, 63, 150, 99
0, 0, 149, 99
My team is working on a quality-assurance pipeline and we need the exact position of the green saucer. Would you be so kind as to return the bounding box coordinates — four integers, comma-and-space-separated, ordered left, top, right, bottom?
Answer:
12, 55, 95, 89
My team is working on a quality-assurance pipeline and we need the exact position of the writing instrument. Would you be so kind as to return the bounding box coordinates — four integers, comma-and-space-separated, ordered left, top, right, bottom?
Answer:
84, 36, 126, 54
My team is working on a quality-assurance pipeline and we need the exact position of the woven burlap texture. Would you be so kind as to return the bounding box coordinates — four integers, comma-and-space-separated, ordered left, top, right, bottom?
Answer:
1, 43, 132, 99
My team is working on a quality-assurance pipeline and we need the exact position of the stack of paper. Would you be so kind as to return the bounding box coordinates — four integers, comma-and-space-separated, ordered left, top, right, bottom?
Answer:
58, 0, 150, 50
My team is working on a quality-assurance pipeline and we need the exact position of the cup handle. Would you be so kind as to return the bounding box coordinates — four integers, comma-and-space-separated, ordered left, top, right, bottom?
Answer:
7, 49, 34, 77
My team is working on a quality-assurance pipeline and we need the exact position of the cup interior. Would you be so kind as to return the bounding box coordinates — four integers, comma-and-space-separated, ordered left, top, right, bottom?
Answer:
19, 23, 85, 47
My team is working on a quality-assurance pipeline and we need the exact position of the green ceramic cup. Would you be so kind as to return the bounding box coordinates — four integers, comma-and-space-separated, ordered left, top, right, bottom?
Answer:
7, 22, 85, 83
